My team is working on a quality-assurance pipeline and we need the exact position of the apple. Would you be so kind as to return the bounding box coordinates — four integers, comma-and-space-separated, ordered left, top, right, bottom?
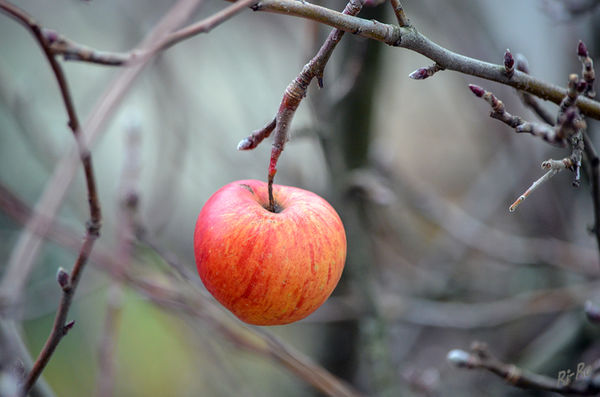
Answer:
193, 179, 346, 325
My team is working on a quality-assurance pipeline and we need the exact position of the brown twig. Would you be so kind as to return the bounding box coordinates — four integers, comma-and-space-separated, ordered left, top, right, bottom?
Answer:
468, 84, 565, 145
0, 2, 102, 393
448, 342, 600, 395
238, 0, 364, 211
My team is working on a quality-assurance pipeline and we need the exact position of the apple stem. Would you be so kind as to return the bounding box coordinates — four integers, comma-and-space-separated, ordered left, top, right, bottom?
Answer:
268, 173, 275, 212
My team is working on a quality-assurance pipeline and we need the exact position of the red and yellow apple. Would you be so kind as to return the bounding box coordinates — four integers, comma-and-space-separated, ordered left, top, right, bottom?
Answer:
193, 179, 346, 326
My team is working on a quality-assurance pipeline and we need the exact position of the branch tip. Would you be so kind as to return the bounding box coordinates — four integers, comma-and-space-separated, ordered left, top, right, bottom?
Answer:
468, 84, 485, 97
578, 40, 588, 57
447, 349, 472, 367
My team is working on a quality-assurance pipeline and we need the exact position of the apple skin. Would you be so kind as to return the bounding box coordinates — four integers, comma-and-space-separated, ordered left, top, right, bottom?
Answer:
193, 179, 346, 326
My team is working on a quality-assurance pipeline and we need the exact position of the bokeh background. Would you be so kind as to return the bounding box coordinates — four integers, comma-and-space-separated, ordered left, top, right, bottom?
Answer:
1, 0, 600, 396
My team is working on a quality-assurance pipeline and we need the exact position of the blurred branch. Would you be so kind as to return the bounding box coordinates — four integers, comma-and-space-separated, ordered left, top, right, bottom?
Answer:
361, 166, 599, 275
584, 130, 600, 263
309, 281, 594, 328
448, 342, 600, 395
0, 184, 364, 397
515, 53, 556, 125
95, 123, 141, 397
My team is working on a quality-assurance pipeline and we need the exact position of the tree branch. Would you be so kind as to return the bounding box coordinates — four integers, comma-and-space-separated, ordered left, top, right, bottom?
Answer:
246, 0, 600, 120
448, 342, 600, 395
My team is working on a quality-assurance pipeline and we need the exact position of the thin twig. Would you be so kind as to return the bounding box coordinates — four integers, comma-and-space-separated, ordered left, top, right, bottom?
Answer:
509, 158, 573, 212
0, 2, 103, 394
238, 0, 364, 210
448, 342, 600, 395
389, 0, 409, 27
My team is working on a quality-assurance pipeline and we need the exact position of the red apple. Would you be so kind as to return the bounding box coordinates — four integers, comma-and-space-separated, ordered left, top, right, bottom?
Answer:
193, 179, 346, 325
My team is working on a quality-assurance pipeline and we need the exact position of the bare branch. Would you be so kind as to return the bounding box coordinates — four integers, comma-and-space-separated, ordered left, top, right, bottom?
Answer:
448, 342, 600, 395
245, 0, 600, 119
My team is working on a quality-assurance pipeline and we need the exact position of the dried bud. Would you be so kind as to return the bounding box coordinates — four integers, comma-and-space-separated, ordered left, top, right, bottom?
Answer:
578, 40, 588, 58
585, 301, 600, 323
447, 349, 472, 367
504, 49, 514, 78
409, 67, 429, 80
56, 267, 70, 290
468, 84, 485, 97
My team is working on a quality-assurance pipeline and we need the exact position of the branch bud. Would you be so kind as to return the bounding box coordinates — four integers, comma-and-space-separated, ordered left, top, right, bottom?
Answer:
409, 67, 429, 80
447, 349, 472, 368
468, 84, 485, 97
56, 267, 70, 291
578, 40, 588, 58
504, 49, 514, 78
